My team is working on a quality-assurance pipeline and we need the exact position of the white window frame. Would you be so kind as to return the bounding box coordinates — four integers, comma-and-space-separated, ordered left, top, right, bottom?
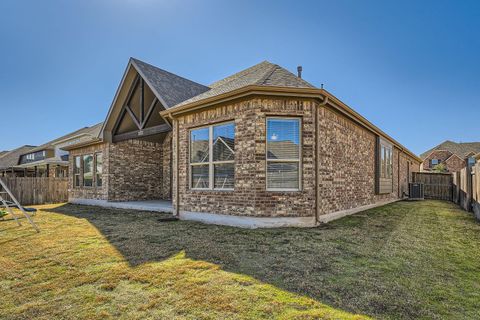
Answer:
73, 156, 81, 188
380, 142, 393, 179
266, 117, 302, 192
189, 121, 235, 191
82, 154, 94, 188
95, 152, 103, 187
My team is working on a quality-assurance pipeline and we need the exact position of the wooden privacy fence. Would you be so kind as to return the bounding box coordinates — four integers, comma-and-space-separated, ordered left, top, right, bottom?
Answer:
412, 172, 453, 201
453, 164, 480, 220
0, 177, 68, 205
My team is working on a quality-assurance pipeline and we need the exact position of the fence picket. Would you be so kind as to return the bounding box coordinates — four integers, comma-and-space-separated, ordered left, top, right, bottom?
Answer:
0, 177, 68, 205
412, 172, 453, 201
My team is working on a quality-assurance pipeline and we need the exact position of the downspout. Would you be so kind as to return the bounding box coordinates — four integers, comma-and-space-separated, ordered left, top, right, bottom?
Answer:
397, 150, 401, 198
174, 117, 180, 217
315, 95, 329, 224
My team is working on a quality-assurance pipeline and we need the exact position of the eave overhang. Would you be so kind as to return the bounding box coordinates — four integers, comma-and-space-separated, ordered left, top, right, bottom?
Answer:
99, 58, 174, 143
14, 158, 69, 169
60, 138, 103, 151
160, 85, 421, 163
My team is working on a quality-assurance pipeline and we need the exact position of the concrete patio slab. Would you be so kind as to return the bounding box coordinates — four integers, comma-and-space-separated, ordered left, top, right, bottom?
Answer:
69, 198, 173, 213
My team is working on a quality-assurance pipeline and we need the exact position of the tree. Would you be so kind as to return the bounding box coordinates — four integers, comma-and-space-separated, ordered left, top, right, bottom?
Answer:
433, 162, 447, 173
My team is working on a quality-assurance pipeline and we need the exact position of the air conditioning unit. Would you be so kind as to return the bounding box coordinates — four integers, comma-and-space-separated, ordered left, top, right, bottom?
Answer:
409, 182, 424, 200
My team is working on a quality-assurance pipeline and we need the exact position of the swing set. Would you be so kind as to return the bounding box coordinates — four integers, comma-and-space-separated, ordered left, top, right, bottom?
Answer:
0, 177, 39, 233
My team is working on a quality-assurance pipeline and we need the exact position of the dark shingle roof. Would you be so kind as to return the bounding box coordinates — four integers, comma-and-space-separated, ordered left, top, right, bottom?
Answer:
174, 61, 316, 108
27, 122, 104, 153
131, 58, 210, 109
420, 140, 480, 159
0, 145, 37, 170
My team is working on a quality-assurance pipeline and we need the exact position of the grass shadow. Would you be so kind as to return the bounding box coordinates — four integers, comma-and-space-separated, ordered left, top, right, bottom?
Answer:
41, 200, 480, 319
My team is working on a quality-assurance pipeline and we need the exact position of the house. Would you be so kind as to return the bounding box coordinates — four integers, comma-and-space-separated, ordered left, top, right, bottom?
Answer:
420, 140, 480, 173
65, 58, 420, 227
0, 123, 102, 177
0, 145, 37, 177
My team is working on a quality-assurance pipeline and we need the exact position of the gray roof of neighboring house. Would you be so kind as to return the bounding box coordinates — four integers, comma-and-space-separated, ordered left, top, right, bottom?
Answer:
420, 140, 480, 159
131, 58, 210, 109
174, 61, 315, 108
0, 145, 37, 170
27, 122, 104, 154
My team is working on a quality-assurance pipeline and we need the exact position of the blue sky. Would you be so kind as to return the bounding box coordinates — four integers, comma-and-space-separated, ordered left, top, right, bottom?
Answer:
0, 0, 479, 155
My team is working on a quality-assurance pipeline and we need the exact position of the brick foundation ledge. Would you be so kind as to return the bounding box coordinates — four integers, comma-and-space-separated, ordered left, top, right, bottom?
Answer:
178, 211, 316, 229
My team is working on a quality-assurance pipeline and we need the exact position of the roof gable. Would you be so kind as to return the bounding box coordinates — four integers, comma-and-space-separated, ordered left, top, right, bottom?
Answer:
101, 58, 210, 141
0, 145, 37, 170
174, 61, 315, 108
421, 140, 480, 159
131, 58, 210, 109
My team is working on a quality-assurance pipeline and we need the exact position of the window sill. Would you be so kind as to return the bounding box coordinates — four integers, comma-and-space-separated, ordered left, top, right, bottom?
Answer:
190, 188, 235, 192
266, 188, 301, 192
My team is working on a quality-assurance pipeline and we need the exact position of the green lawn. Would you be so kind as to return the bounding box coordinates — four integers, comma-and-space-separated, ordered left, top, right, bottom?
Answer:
1, 200, 479, 319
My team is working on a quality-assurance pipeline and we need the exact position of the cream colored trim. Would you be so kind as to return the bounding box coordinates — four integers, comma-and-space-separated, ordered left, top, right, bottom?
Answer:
60, 139, 102, 151
161, 85, 420, 163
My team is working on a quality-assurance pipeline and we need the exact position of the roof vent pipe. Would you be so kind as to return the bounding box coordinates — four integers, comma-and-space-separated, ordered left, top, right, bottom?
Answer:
297, 66, 302, 78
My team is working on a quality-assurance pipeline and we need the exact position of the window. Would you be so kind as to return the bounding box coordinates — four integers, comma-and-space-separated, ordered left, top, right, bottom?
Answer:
468, 157, 476, 166
376, 137, 393, 194
95, 152, 103, 187
74, 156, 81, 187
190, 122, 235, 190
83, 154, 94, 187
431, 159, 440, 166
266, 118, 301, 190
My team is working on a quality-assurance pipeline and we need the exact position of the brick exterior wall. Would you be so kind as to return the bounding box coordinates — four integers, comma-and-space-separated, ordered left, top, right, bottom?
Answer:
174, 97, 316, 217
316, 106, 419, 216
68, 96, 420, 221
161, 132, 172, 200
422, 150, 466, 172
444, 154, 466, 173
172, 97, 419, 218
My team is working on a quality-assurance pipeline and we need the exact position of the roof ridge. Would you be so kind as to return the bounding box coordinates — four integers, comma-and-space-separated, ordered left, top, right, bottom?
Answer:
130, 57, 210, 108
255, 64, 280, 85
131, 57, 209, 89
209, 61, 274, 88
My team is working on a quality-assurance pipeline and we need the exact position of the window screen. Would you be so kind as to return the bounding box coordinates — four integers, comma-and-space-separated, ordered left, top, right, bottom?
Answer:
266, 118, 301, 190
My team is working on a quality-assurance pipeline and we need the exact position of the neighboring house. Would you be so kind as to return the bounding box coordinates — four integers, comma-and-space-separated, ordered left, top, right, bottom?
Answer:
65, 58, 420, 227
420, 140, 480, 173
0, 123, 102, 177
0, 145, 37, 177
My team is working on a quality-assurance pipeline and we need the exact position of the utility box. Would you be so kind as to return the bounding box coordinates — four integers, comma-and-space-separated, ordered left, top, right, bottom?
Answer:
409, 182, 424, 200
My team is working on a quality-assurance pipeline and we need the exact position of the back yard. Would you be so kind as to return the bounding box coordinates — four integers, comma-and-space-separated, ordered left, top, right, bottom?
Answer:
1, 200, 479, 319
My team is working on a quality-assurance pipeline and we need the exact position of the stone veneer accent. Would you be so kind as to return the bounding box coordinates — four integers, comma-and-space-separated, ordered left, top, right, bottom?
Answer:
108, 139, 163, 201
69, 137, 172, 202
